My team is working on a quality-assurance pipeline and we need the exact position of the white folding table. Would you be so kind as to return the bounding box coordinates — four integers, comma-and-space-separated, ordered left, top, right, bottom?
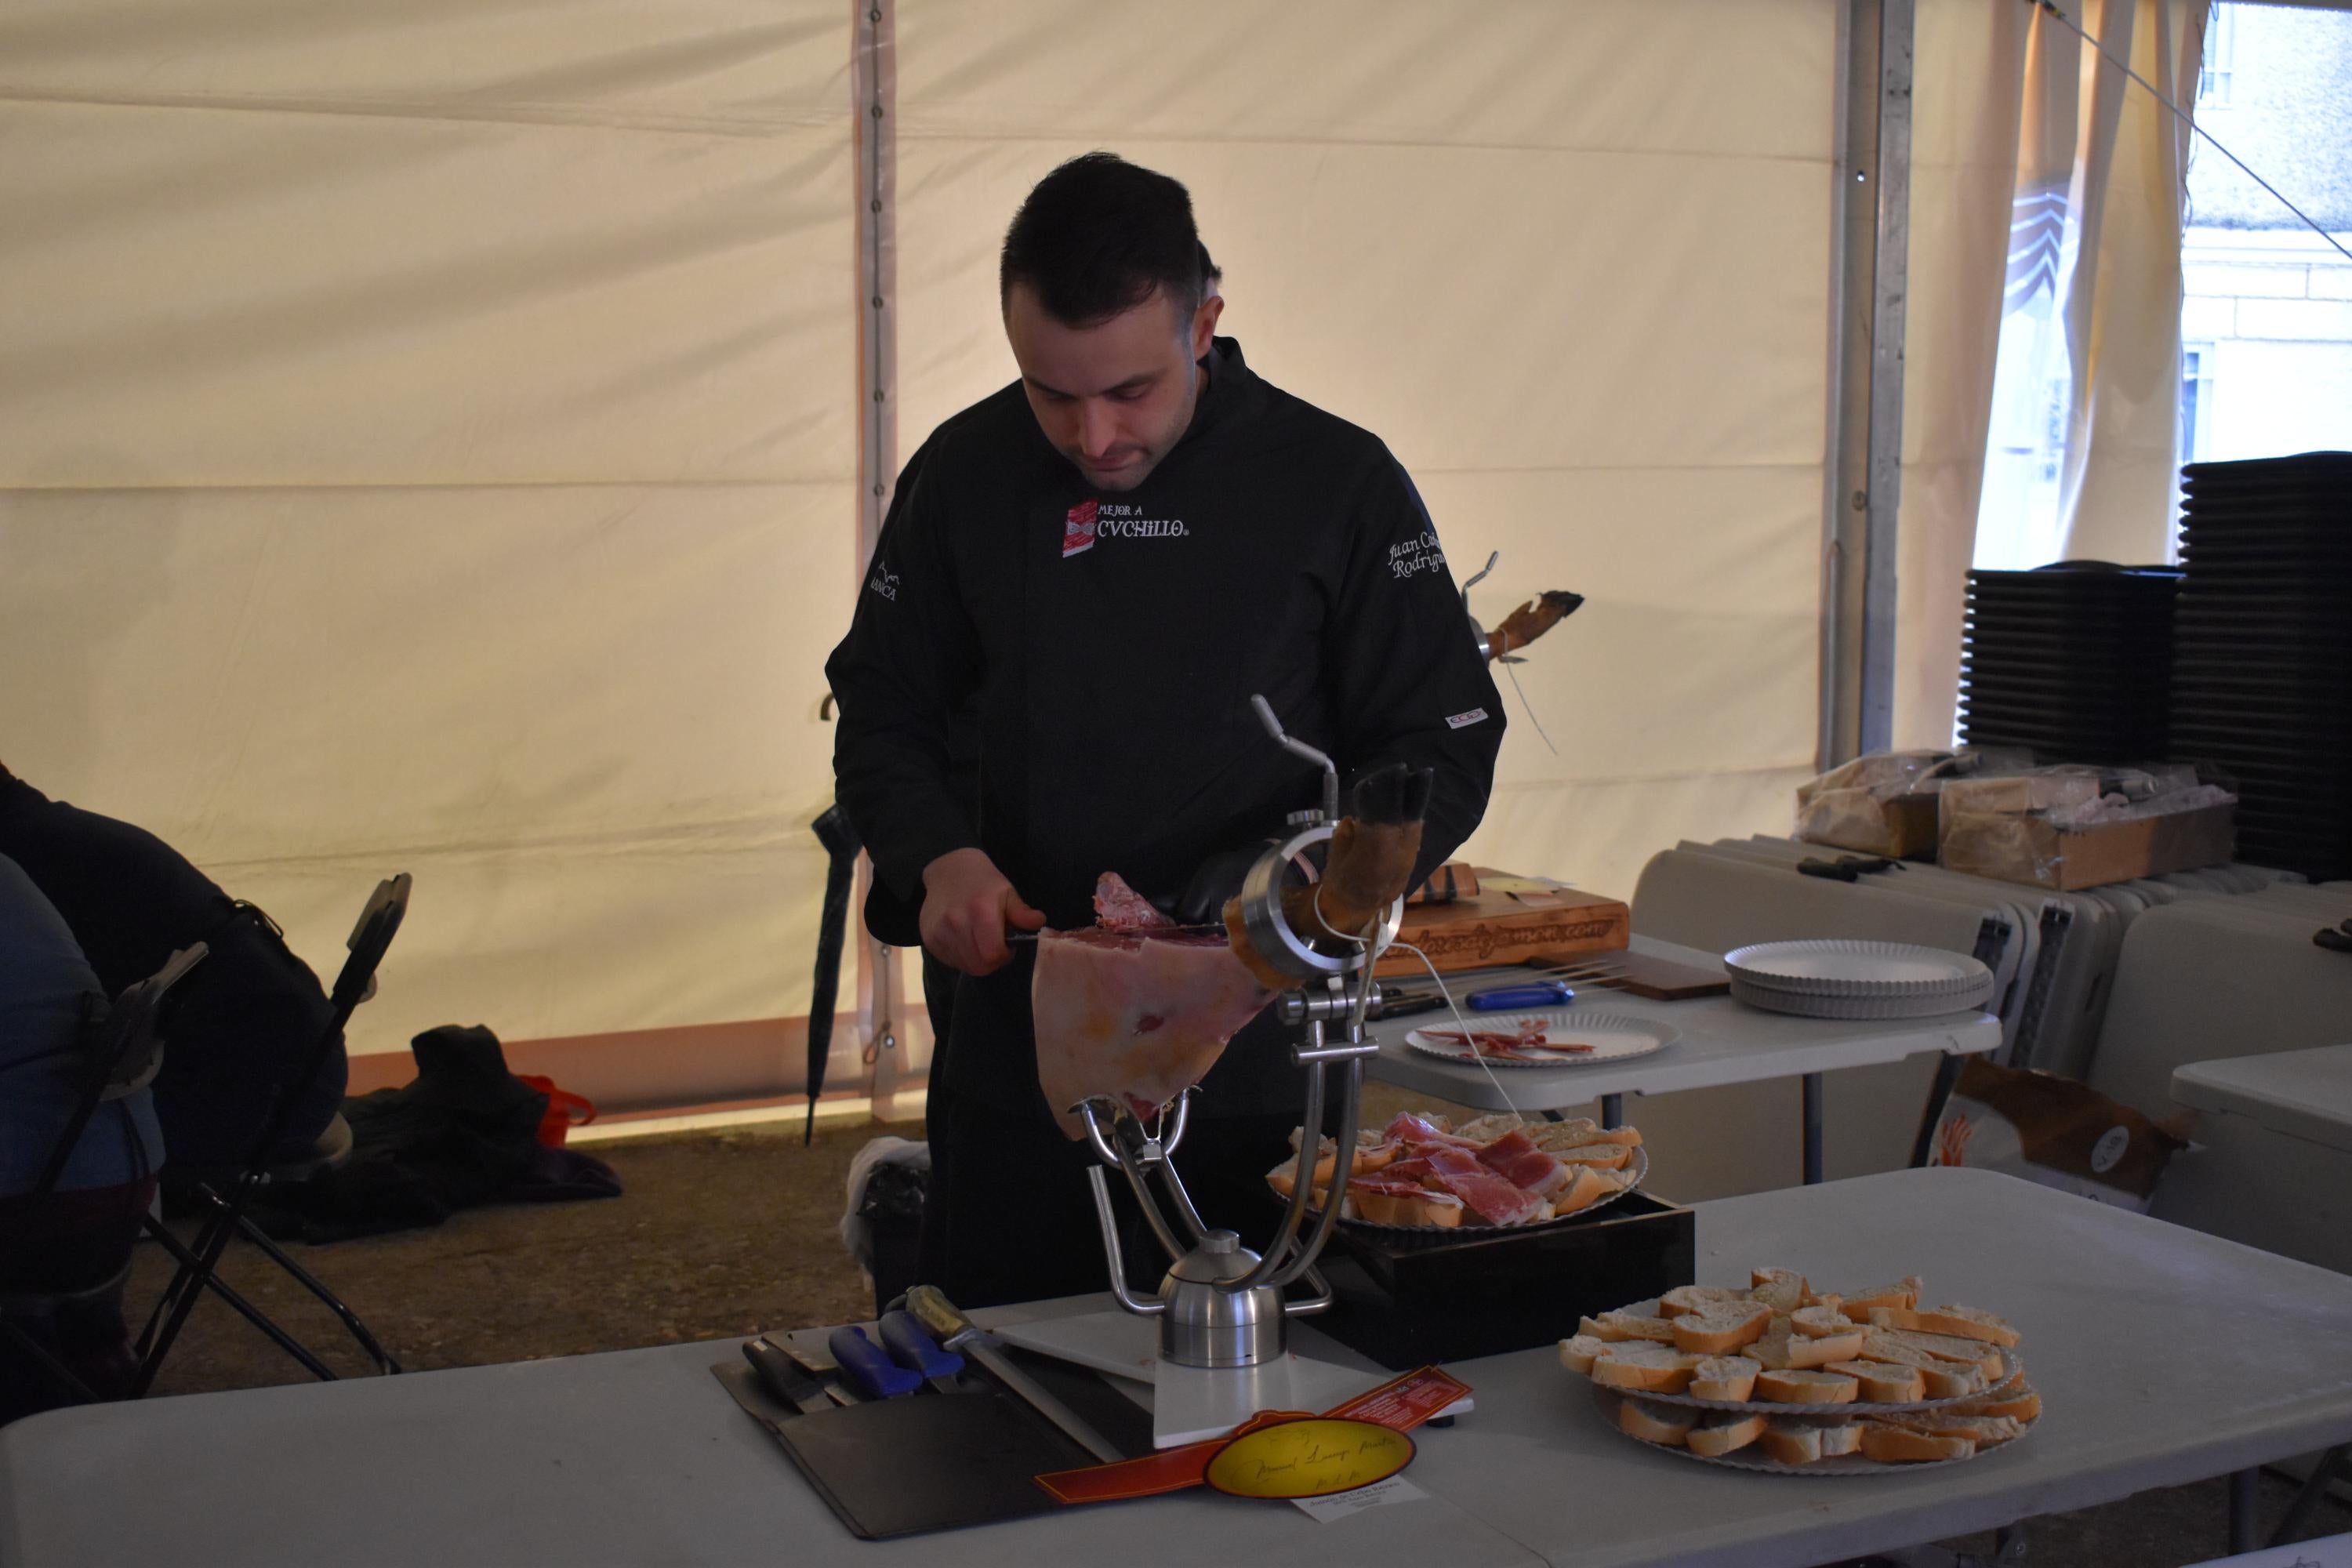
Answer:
1369, 936, 2002, 1183
9, 1168, 2350, 1567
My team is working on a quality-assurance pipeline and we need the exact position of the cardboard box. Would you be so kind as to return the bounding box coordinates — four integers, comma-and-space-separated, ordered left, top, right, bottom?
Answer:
1938, 801, 2236, 891
1375, 869, 1628, 976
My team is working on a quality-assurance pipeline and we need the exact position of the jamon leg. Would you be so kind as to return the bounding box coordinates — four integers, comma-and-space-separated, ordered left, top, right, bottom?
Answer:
1031, 879, 1275, 1140
1224, 764, 1432, 991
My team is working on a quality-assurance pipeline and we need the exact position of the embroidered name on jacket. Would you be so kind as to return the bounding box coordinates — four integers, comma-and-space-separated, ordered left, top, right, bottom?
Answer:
1065, 499, 1188, 557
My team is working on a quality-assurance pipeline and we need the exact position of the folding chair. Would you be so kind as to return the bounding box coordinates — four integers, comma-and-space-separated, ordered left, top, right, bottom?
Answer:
2, 943, 208, 1410
133, 874, 412, 1392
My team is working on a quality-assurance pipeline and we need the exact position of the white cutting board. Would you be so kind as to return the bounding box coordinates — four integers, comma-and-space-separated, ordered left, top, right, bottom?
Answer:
996, 1309, 1473, 1448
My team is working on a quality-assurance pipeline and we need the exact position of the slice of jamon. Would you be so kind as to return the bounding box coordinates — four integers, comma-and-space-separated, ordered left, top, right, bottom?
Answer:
1031, 873, 1276, 1139
1414, 1143, 1551, 1226
1473, 1129, 1572, 1198
1383, 1111, 1484, 1152
1093, 872, 1174, 932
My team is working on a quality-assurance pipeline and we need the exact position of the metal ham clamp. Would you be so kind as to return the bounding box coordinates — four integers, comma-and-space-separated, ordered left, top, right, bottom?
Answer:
1076, 695, 1426, 1372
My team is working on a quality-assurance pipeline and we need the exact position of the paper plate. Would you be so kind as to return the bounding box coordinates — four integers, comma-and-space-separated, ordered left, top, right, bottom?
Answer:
1722, 941, 1994, 998
1592, 1386, 2031, 1475
1404, 1011, 1679, 1069
1728, 976, 1997, 1020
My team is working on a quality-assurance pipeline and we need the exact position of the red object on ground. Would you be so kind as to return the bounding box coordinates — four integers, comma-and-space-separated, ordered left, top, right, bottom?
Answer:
517, 1076, 596, 1146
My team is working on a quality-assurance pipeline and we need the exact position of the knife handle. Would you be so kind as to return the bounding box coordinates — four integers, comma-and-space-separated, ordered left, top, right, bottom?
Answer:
879, 1310, 965, 1382
828, 1326, 922, 1399
743, 1338, 827, 1412
1466, 982, 1572, 1011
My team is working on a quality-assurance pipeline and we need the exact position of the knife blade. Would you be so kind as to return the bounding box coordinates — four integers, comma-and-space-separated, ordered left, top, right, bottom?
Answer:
904, 1286, 1122, 1463
829, 1324, 924, 1400
743, 1337, 834, 1416
878, 1308, 966, 1395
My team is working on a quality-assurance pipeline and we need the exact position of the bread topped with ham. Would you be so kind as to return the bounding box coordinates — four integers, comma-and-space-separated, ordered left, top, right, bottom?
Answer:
1268, 1109, 1642, 1229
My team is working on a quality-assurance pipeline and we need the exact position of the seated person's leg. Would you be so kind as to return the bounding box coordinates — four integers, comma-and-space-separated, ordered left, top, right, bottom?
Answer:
150, 912, 347, 1171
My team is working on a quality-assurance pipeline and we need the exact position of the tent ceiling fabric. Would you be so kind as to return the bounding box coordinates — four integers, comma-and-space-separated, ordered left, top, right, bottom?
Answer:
895, 0, 1838, 902
0, 1, 856, 1054
2, 0, 1846, 1055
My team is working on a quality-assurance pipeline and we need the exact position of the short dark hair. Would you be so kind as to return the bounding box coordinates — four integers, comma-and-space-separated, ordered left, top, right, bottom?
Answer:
1000, 153, 1204, 325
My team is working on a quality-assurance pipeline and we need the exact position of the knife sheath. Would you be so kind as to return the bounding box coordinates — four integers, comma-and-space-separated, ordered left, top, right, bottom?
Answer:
713, 1363, 1098, 1538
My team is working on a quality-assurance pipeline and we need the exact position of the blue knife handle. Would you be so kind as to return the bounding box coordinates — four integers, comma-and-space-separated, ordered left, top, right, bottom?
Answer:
878, 1310, 965, 1382
828, 1325, 922, 1399
1466, 983, 1573, 1011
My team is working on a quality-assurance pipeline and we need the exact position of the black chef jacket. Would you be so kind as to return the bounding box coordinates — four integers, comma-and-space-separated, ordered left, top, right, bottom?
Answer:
825, 336, 1504, 1123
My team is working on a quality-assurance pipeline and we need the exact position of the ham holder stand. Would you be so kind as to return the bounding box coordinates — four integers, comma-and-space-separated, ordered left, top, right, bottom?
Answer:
1075, 697, 1404, 1378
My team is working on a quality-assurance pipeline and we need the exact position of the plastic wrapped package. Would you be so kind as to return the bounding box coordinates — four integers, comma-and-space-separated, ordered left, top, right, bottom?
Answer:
1793, 748, 2032, 859
1940, 766, 2238, 890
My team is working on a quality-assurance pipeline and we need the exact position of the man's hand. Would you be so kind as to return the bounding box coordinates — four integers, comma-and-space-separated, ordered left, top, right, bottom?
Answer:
920, 848, 1047, 975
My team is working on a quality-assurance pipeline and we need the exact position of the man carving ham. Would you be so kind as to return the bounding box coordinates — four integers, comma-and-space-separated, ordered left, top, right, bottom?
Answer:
826, 154, 1501, 1307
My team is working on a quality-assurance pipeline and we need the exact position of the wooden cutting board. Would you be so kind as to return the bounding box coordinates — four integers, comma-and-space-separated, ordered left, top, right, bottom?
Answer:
1375, 870, 1629, 977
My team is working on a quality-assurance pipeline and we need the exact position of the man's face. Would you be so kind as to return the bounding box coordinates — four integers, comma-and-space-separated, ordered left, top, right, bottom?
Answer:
1004, 281, 1223, 492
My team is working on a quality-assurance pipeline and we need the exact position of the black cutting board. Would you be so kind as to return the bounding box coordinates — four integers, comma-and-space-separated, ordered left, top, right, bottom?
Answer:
713, 1363, 1105, 1539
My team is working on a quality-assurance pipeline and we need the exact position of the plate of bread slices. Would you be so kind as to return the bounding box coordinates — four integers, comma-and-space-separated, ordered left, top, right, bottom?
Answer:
1559, 1269, 2040, 1473
1266, 1110, 1646, 1233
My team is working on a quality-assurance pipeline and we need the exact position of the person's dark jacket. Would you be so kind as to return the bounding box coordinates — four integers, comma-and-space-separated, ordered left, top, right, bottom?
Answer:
825, 337, 1502, 1117
0, 772, 343, 1168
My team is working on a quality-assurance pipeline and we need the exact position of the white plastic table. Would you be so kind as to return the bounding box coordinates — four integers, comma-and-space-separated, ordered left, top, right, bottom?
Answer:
1409, 1165, 2352, 1566
1370, 936, 2002, 1182
2158, 1044, 2352, 1281
9, 1169, 2350, 1567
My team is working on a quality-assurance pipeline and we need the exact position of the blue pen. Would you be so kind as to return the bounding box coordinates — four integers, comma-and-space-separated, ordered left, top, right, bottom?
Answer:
1465, 981, 1574, 1011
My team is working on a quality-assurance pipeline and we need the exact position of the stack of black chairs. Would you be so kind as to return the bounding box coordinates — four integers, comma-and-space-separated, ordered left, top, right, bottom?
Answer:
1959, 561, 2181, 764
2172, 452, 2352, 881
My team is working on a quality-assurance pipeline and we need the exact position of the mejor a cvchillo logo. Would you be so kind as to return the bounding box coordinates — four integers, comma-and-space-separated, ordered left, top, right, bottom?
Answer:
1065, 499, 1187, 558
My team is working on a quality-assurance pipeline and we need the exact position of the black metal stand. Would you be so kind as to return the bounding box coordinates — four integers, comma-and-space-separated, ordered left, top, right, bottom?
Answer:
2272, 1446, 2351, 1548
1802, 1072, 1825, 1185
2228, 1466, 2261, 1555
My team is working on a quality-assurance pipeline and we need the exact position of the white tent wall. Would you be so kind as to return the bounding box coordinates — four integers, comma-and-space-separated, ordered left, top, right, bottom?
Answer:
0, 2, 862, 1076
0, 0, 2028, 1120
893, 0, 1839, 904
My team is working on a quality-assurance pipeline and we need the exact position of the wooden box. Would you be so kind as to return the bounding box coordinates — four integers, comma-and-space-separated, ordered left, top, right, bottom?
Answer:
1939, 801, 2236, 891
1375, 869, 1629, 977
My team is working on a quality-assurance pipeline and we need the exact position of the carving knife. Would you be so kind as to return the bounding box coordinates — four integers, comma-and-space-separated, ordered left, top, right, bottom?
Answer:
742, 1337, 834, 1417
904, 1286, 1121, 1463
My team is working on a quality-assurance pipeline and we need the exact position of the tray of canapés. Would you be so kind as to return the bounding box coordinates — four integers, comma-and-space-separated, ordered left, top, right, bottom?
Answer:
1560, 1269, 2040, 1474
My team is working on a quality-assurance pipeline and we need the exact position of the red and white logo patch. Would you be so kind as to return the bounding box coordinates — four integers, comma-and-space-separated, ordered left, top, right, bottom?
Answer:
1062, 498, 1098, 558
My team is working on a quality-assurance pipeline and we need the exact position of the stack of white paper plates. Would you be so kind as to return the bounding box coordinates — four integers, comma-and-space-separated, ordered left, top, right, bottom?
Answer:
1721, 940, 1996, 1019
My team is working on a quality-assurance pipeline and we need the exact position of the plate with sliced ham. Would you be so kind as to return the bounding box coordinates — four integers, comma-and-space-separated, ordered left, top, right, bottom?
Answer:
1267, 1111, 1650, 1235
1404, 1011, 1679, 1069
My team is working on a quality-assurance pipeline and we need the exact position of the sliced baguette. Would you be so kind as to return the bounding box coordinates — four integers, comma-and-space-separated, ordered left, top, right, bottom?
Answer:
1748, 1268, 1809, 1313
1837, 1276, 1924, 1318
1617, 1397, 1697, 1446
1547, 1166, 1615, 1219
1558, 1334, 1610, 1376
1761, 1419, 1824, 1465
1868, 1304, 2022, 1349
1956, 1380, 2042, 1423
1527, 1117, 1643, 1152
1671, 1301, 1774, 1356
1454, 1113, 1527, 1143
1556, 1145, 1632, 1171
1755, 1368, 1860, 1405
1351, 1182, 1464, 1228
1581, 1310, 1678, 1345
1659, 1285, 1747, 1319
1686, 1410, 1768, 1458
1589, 1345, 1702, 1394
1859, 1422, 1977, 1463
1822, 1359, 1927, 1403
1690, 1356, 1760, 1403
1872, 1411, 2028, 1446
1849, 1336, 1983, 1398
1817, 1420, 1864, 1457
1790, 1305, 1858, 1339
1863, 1325, 2006, 1379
